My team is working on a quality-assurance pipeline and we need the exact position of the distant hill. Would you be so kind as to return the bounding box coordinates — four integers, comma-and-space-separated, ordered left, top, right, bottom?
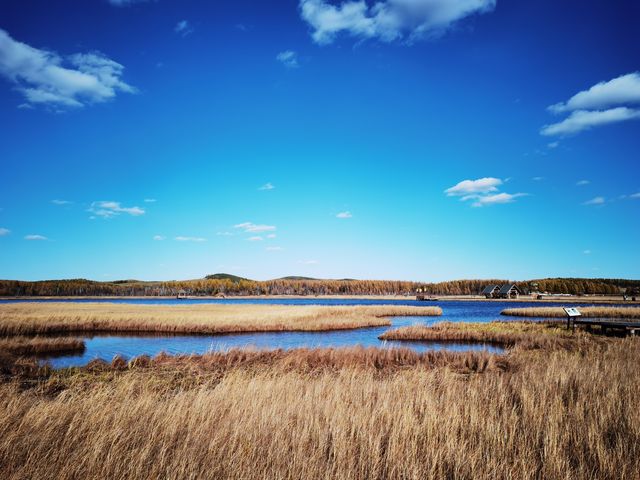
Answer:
277, 276, 320, 281
204, 273, 251, 283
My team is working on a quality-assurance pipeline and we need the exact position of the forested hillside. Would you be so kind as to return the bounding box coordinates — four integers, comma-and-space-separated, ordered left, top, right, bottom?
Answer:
0, 276, 637, 297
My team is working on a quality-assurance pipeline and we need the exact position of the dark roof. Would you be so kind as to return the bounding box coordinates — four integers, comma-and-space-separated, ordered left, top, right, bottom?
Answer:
499, 284, 520, 294
481, 285, 500, 294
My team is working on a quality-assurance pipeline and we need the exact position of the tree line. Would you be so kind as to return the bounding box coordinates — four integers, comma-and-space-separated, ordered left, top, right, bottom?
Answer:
0, 277, 637, 297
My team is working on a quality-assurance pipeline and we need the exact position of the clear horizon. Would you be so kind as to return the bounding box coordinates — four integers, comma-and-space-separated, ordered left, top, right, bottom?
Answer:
1, 1, 639, 282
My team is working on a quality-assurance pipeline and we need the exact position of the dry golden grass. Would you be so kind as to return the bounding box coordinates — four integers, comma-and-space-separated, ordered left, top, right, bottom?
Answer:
379, 321, 582, 349
502, 306, 640, 319
0, 336, 85, 356
0, 339, 638, 479
0, 302, 441, 336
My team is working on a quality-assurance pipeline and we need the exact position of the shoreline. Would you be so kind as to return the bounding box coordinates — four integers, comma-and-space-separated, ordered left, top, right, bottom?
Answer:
0, 294, 634, 304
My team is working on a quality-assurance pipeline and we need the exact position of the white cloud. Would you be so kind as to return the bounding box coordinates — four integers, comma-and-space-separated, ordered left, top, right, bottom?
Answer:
336, 211, 353, 218
175, 20, 194, 37
25, 234, 47, 241
471, 193, 527, 207
266, 233, 277, 239
144, 198, 157, 203
541, 107, 640, 137
298, 259, 319, 265
445, 177, 502, 196
0, 228, 10, 236
259, 182, 275, 190
583, 196, 605, 206
266, 246, 284, 251
175, 236, 206, 242
248, 236, 264, 241
445, 177, 526, 207
0, 29, 135, 109
216, 231, 234, 236
89, 201, 145, 218
542, 72, 640, 136
547, 141, 559, 149
234, 222, 276, 233
548, 72, 640, 114
153, 235, 165, 241
276, 51, 298, 68
299, 0, 496, 45
51, 199, 71, 205
576, 180, 590, 186
630, 192, 640, 199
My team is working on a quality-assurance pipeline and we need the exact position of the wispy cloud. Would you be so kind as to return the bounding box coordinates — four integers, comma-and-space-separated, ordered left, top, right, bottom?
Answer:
583, 250, 591, 255
175, 236, 206, 242
0, 28, 136, 110
299, 0, 496, 45
25, 234, 47, 241
89, 201, 145, 218
336, 211, 352, 218
175, 20, 194, 37
144, 198, 157, 203
276, 50, 298, 68
247, 236, 263, 241
471, 193, 527, 207
0, 228, 10, 236
266, 246, 284, 251
547, 141, 559, 149
576, 180, 590, 186
630, 192, 640, 199
445, 177, 526, 207
259, 182, 275, 191
541, 107, 640, 136
583, 196, 605, 206
266, 233, 277, 239
51, 199, 72, 205
445, 177, 502, 196
541, 72, 640, 136
216, 231, 234, 236
298, 259, 319, 265
532, 177, 544, 181
234, 222, 276, 233
153, 235, 165, 241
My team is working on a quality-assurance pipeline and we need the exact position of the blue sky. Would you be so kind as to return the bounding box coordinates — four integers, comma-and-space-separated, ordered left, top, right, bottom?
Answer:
0, 0, 639, 282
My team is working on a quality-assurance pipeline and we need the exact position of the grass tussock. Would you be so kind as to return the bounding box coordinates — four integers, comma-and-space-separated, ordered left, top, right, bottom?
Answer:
379, 321, 582, 350
0, 336, 85, 356
0, 339, 638, 479
502, 306, 640, 319
0, 302, 441, 336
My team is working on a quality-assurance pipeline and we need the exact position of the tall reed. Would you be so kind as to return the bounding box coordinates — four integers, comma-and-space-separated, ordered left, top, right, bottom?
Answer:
501, 306, 640, 319
0, 339, 638, 479
0, 303, 441, 336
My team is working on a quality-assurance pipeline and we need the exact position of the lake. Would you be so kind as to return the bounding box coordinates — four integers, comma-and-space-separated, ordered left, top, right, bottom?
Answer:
2, 298, 600, 367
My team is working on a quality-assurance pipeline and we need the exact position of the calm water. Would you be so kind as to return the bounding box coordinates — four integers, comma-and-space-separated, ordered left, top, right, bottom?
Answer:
2, 298, 613, 368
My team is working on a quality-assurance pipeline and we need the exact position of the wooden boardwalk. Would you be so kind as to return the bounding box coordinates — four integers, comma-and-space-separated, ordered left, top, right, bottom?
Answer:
569, 318, 639, 336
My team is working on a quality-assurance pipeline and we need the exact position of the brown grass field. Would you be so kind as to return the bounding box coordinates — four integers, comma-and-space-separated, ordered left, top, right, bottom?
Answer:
0, 336, 85, 356
379, 320, 583, 349
502, 306, 640, 319
0, 335, 638, 479
0, 302, 441, 336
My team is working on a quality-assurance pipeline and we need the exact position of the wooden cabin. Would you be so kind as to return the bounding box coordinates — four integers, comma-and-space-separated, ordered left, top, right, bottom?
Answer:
481, 285, 501, 298
496, 284, 522, 299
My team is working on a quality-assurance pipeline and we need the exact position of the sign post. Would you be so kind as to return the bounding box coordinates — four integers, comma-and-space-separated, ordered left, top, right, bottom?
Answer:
563, 307, 582, 332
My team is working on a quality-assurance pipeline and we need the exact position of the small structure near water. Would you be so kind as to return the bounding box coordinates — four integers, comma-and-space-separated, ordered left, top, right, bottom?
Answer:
482, 284, 522, 299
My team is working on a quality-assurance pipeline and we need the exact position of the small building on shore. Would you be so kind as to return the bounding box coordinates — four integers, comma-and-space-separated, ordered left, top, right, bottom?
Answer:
496, 284, 522, 299
481, 285, 501, 298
